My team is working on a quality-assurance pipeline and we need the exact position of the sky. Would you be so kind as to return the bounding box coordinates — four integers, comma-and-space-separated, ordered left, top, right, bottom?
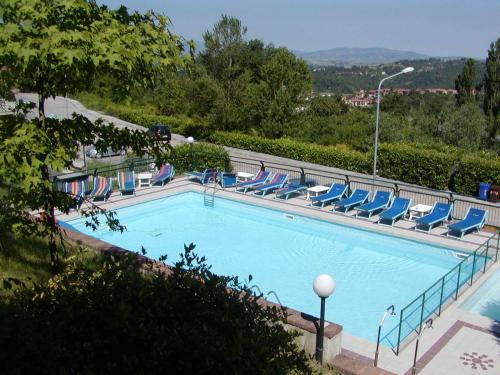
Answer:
99, 0, 500, 58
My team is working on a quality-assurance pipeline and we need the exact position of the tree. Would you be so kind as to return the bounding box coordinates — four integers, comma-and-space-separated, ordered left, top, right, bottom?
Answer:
246, 49, 311, 138
200, 14, 247, 82
199, 15, 249, 131
455, 58, 476, 106
308, 95, 348, 117
484, 38, 500, 145
0, 245, 312, 374
439, 103, 486, 150
0, 0, 190, 270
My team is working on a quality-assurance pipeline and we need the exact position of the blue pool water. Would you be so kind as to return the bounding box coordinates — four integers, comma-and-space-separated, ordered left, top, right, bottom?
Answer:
461, 268, 500, 321
65, 192, 462, 343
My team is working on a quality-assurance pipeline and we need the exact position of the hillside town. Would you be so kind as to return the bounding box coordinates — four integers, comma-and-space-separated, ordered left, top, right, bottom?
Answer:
317, 88, 460, 107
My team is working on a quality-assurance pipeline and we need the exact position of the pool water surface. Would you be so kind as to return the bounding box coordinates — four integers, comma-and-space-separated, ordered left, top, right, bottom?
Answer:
65, 192, 462, 344
461, 268, 500, 322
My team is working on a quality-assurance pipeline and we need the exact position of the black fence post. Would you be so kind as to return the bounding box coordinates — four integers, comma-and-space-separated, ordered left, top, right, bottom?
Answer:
300, 167, 306, 186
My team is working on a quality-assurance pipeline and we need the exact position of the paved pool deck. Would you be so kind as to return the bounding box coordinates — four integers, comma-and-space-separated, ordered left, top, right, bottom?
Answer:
56, 177, 500, 375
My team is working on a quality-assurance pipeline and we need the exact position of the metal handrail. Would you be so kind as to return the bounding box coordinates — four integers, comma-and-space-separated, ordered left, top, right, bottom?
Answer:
391, 230, 499, 354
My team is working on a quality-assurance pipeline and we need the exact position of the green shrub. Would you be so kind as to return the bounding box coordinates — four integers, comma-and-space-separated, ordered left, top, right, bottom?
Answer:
170, 143, 230, 174
454, 154, 500, 196
0, 245, 311, 374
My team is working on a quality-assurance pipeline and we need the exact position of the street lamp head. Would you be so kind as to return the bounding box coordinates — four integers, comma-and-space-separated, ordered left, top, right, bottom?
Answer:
187, 136, 194, 144
402, 67, 414, 74
313, 274, 336, 298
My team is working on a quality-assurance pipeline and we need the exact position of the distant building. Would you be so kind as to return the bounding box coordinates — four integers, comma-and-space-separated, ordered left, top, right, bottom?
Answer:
342, 87, 458, 107
348, 97, 372, 107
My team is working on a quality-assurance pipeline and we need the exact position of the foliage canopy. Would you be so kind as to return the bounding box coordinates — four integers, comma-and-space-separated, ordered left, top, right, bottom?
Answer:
0, 244, 312, 374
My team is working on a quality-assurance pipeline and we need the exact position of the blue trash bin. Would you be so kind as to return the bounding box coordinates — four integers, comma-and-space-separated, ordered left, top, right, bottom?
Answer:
478, 182, 491, 200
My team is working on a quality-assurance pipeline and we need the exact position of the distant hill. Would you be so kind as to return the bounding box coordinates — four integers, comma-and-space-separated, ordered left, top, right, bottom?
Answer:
311, 58, 486, 94
294, 47, 431, 66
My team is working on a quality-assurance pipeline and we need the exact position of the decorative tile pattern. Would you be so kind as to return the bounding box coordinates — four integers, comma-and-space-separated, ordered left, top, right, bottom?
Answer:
460, 352, 494, 371
405, 321, 500, 374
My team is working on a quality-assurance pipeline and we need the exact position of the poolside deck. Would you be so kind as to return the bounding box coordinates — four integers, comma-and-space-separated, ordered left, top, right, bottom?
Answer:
56, 176, 499, 374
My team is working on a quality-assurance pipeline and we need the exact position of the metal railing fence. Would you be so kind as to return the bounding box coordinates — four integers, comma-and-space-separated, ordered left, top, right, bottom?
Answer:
386, 231, 499, 354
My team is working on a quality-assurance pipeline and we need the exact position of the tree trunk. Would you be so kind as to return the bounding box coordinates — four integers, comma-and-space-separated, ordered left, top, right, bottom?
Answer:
38, 91, 46, 119
38, 93, 60, 272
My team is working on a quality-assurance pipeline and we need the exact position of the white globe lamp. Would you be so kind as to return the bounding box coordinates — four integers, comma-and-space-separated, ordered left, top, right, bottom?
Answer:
313, 274, 336, 298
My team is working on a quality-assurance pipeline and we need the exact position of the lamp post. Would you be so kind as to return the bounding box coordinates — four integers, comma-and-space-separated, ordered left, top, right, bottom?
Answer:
412, 318, 433, 375
373, 67, 414, 184
374, 304, 395, 367
187, 136, 194, 171
313, 274, 336, 365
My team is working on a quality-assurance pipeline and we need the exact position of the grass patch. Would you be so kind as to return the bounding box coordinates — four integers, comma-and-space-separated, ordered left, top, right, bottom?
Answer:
0, 233, 52, 296
0, 232, 102, 298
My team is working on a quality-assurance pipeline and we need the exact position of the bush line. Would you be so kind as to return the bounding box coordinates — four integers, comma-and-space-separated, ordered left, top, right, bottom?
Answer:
208, 131, 500, 196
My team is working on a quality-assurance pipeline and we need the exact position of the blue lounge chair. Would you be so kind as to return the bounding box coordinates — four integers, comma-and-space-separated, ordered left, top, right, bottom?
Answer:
355, 191, 393, 218
151, 164, 174, 187
217, 172, 237, 188
90, 176, 111, 202
415, 202, 453, 232
186, 168, 218, 185
275, 183, 307, 200
117, 171, 135, 196
63, 180, 85, 209
377, 197, 412, 226
333, 189, 370, 213
309, 183, 348, 208
447, 208, 488, 239
234, 170, 271, 193
253, 173, 288, 196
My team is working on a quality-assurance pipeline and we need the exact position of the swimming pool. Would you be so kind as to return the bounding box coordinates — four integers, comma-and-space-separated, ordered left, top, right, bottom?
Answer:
461, 267, 500, 321
65, 192, 462, 344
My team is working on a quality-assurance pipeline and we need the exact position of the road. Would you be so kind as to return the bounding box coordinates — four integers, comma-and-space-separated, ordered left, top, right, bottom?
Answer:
16, 93, 189, 166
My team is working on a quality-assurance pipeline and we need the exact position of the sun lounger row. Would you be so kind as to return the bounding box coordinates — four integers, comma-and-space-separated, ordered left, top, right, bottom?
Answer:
61, 164, 175, 207
306, 183, 488, 238
185, 168, 489, 239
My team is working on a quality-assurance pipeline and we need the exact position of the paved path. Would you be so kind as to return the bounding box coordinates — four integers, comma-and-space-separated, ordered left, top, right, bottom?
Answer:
16, 93, 188, 146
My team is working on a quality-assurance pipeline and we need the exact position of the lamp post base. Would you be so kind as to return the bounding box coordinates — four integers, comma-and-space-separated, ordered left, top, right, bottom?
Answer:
315, 297, 326, 365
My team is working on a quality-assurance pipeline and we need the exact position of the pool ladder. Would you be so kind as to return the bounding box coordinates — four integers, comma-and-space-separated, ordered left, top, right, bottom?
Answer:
203, 180, 218, 207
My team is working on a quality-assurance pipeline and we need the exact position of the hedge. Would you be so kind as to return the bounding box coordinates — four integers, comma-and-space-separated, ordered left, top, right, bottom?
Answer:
209, 131, 500, 196
209, 131, 371, 174
376, 143, 457, 191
